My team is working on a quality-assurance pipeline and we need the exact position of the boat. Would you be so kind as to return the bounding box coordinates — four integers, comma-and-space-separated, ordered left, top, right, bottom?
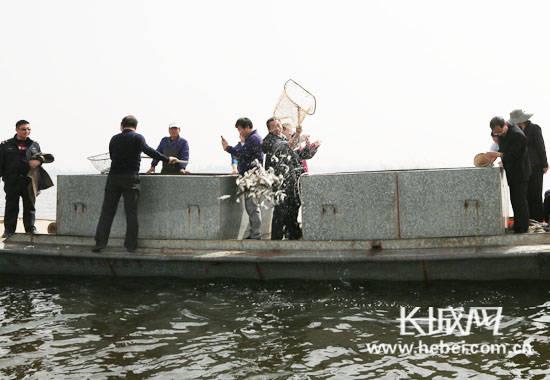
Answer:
2, 231, 550, 281
2, 168, 549, 281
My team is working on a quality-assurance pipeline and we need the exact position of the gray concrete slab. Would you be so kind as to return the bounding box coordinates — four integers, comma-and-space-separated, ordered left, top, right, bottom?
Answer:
301, 168, 507, 240
301, 171, 399, 240
8, 231, 550, 251
398, 167, 506, 238
57, 174, 242, 240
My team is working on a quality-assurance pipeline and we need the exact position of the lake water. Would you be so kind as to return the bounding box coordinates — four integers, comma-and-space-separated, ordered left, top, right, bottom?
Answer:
0, 176, 57, 221
1, 277, 549, 379
1, 171, 550, 377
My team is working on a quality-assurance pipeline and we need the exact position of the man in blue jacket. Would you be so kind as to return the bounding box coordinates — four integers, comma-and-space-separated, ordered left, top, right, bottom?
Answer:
221, 117, 264, 239
92, 116, 178, 253
147, 123, 189, 175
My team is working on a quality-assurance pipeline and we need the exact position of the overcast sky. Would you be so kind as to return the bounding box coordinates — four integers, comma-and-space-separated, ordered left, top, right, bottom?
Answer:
2, 0, 550, 175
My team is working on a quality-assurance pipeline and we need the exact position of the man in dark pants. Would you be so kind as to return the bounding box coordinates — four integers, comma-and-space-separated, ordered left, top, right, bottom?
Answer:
271, 145, 304, 240
544, 190, 550, 222
147, 123, 190, 175
221, 117, 264, 239
487, 116, 531, 233
509, 109, 548, 222
92, 116, 177, 253
262, 117, 305, 240
0, 120, 43, 238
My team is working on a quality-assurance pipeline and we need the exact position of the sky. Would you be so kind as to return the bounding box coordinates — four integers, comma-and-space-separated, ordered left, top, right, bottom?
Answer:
2, 0, 550, 175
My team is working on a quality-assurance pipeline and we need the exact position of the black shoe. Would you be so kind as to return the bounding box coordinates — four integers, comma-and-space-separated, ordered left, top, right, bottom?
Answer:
126, 247, 137, 253
91, 246, 104, 253
1, 232, 14, 239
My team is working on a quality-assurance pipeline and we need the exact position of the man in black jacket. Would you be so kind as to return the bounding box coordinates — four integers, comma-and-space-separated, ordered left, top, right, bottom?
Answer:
487, 116, 531, 233
509, 109, 548, 222
262, 117, 305, 240
0, 120, 43, 238
262, 117, 284, 171
92, 116, 177, 253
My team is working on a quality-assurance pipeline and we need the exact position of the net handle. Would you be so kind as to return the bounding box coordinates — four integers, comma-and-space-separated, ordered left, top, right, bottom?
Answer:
87, 153, 175, 161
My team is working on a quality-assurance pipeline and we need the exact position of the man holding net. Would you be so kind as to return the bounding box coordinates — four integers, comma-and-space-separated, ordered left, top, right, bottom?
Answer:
263, 117, 306, 240
92, 116, 178, 253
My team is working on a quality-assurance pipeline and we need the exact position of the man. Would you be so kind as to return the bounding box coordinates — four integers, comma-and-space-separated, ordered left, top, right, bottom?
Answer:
262, 117, 305, 240
92, 116, 178, 252
147, 123, 189, 175
281, 123, 321, 173
261, 118, 285, 240
262, 117, 284, 171
509, 109, 548, 222
486, 116, 531, 233
221, 117, 263, 239
0, 120, 43, 238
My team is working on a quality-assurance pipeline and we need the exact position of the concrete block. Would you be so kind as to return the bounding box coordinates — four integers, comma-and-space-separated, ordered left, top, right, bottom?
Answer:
301, 171, 399, 240
57, 174, 242, 239
301, 168, 507, 240
398, 167, 506, 238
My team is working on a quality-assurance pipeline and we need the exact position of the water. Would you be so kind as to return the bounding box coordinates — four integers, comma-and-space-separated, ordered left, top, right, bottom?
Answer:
1, 170, 550, 378
0, 176, 57, 221
1, 278, 550, 379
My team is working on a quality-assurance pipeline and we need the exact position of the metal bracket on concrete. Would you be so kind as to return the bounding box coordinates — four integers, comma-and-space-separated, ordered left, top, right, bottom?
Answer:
73, 202, 87, 214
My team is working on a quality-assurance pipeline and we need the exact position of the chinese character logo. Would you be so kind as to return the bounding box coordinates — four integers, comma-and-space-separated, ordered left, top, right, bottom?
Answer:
398, 307, 502, 336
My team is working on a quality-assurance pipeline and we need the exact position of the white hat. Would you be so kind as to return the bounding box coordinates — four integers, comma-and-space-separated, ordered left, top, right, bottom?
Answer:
509, 109, 533, 124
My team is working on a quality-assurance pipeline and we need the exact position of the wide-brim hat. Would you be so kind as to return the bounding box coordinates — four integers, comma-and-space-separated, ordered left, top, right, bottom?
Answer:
474, 153, 493, 167
509, 109, 533, 124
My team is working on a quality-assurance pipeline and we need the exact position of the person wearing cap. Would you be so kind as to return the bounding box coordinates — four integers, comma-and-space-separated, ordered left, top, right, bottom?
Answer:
486, 116, 531, 233
147, 124, 189, 175
509, 109, 548, 222
92, 116, 178, 253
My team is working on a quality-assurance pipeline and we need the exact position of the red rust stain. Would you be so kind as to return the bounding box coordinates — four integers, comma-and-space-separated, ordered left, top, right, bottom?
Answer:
255, 263, 265, 280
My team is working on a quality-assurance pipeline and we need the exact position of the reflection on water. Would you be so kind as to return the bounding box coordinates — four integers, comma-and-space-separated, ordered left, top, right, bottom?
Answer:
0, 178, 57, 220
1, 277, 550, 379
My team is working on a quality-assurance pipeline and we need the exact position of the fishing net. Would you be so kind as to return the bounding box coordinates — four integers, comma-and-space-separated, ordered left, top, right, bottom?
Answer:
88, 153, 111, 174
87, 153, 153, 174
273, 79, 316, 128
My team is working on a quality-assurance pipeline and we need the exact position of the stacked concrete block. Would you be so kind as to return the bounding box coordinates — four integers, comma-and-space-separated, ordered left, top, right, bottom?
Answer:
397, 168, 506, 238
300, 171, 399, 240
301, 167, 507, 240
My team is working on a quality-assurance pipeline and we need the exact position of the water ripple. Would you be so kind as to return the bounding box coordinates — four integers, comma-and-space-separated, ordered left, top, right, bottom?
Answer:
0, 278, 550, 378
